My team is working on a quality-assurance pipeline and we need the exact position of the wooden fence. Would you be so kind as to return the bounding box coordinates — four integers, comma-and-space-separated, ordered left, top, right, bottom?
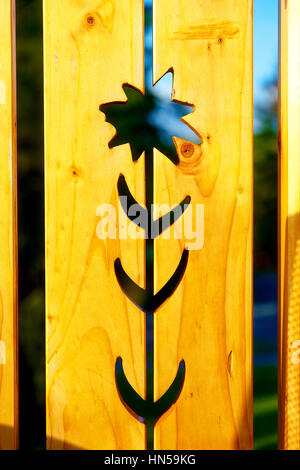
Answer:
0, 0, 298, 450
44, 0, 253, 450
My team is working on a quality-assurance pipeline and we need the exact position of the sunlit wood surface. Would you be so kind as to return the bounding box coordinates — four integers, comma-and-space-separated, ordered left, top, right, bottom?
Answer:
279, 0, 300, 450
153, 0, 253, 449
0, 0, 18, 450
44, 0, 146, 450
45, 0, 253, 450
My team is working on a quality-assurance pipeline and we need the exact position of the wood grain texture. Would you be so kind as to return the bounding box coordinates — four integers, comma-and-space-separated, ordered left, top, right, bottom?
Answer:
0, 0, 18, 450
278, 0, 300, 450
153, 0, 253, 449
44, 0, 146, 449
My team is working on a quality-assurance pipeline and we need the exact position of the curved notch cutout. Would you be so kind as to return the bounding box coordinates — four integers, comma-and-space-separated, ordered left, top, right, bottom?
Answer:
99, 71, 200, 165
115, 357, 185, 425
118, 174, 191, 238
114, 248, 189, 313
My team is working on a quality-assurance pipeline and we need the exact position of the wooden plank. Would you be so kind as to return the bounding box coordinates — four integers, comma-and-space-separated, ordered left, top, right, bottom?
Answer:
44, 0, 146, 449
278, 0, 300, 450
153, 0, 253, 449
0, 0, 18, 450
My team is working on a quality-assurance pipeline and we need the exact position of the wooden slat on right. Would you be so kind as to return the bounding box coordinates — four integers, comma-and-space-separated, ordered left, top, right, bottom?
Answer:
278, 0, 300, 450
153, 0, 253, 449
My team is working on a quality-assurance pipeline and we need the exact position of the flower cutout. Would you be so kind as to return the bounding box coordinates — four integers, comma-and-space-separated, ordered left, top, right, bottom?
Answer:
100, 71, 200, 164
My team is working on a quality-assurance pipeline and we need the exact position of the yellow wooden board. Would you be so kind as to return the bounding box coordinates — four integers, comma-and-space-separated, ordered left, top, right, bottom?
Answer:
278, 0, 300, 450
44, 0, 146, 450
0, 0, 18, 450
153, 0, 253, 449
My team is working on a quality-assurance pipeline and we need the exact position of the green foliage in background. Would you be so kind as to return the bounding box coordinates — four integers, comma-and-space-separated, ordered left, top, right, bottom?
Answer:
253, 79, 278, 450
17, 0, 44, 449
254, 79, 278, 272
254, 366, 277, 450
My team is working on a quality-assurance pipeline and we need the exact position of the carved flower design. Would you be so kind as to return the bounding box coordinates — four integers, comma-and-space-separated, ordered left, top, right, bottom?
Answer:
100, 72, 199, 164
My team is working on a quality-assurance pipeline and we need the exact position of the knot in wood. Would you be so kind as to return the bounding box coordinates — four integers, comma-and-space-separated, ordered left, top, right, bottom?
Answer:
180, 143, 194, 158
86, 14, 96, 27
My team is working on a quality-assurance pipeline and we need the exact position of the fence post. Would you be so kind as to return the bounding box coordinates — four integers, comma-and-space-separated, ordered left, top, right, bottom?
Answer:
0, 0, 18, 450
44, 0, 253, 449
279, 0, 300, 450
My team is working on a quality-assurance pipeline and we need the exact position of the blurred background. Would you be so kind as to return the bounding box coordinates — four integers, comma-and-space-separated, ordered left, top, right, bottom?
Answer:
17, 0, 278, 449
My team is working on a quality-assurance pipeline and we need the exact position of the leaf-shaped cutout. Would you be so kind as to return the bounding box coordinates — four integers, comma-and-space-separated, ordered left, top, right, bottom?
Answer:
115, 357, 185, 424
99, 71, 199, 164
118, 174, 191, 238
114, 249, 189, 313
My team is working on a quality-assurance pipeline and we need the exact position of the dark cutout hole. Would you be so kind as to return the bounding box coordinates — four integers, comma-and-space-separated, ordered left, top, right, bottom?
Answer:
114, 249, 189, 313
99, 78, 200, 165
117, 173, 191, 238
115, 356, 186, 450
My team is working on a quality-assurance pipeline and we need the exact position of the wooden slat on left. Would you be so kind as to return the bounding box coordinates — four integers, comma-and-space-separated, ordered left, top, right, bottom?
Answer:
44, 0, 146, 450
0, 0, 18, 450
